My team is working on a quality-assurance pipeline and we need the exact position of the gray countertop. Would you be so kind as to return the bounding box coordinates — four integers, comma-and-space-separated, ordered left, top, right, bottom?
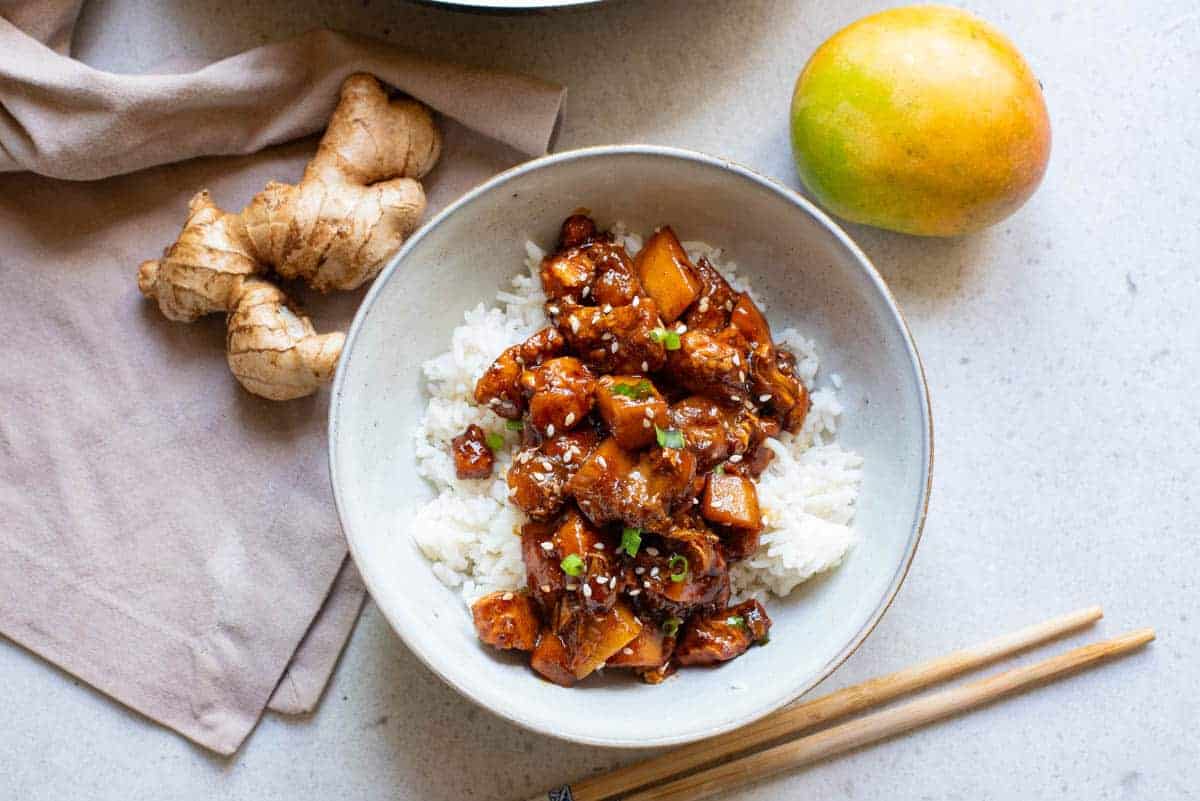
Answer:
6, 1, 1197, 799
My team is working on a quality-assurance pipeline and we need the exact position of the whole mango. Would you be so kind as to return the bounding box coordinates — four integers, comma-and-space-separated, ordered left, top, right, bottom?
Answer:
790, 5, 1051, 236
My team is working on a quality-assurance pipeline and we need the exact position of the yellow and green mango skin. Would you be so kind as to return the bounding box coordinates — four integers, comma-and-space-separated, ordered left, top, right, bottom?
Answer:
790, 5, 1052, 237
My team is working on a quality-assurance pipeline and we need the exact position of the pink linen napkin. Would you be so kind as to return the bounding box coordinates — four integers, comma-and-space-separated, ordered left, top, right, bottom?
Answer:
0, 1, 564, 755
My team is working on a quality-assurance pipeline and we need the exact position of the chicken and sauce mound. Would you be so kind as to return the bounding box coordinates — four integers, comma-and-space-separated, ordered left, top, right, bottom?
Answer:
452, 215, 812, 686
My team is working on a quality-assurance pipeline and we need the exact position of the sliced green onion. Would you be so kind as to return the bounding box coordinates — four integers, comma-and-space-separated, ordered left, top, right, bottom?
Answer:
667, 554, 689, 583
485, 432, 505, 451
662, 617, 682, 637
619, 527, 642, 557
505, 420, 524, 431
726, 615, 747, 630
560, 553, 585, 577
611, 379, 653, 400
757, 636, 770, 647
713, 463, 725, 475
655, 426, 685, 449
649, 327, 681, 350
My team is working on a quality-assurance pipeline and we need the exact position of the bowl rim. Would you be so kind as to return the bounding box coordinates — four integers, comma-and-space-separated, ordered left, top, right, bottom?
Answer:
329, 143, 933, 748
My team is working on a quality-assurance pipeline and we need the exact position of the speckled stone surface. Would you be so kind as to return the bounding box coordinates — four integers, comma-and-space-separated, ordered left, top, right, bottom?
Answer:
4, 1, 1197, 799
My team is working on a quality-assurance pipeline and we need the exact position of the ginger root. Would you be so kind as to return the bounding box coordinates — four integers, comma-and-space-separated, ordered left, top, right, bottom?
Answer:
138, 73, 441, 400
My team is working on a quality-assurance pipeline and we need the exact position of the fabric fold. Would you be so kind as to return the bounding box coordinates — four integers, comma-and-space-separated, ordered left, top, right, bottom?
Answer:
0, 24, 565, 180
0, 1, 564, 755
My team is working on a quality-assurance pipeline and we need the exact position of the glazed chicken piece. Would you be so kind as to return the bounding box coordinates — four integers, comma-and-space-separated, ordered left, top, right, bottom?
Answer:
507, 429, 600, 520
531, 601, 642, 686
552, 507, 625, 612
566, 438, 698, 532
474, 326, 566, 419
471, 591, 541, 652
631, 529, 730, 620
594, 375, 670, 450
541, 215, 642, 308
666, 328, 752, 403
558, 299, 668, 375
519, 356, 596, 437
667, 396, 760, 472
521, 518, 566, 612
749, 343, 811, 432
634, 227, 701, 322
701, 472, 763, 532
559, 214, 598, 249
451, 424, 495, 480
675, 600, 771, 666
684, 257, 737, 333
729, 293, 811, 432
540, 247, 595, 304
588, 240, 642, 308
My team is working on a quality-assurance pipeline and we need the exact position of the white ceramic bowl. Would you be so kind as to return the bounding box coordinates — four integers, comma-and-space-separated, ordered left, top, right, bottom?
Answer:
330, 145, 932, 748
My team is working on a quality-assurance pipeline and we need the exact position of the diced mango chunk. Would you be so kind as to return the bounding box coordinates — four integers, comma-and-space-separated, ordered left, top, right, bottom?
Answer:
606, 622, 671, 669
730, 293, 771, 346
634, 227, 701, 322
701, 472, 762, 531
570, 601, 643, 679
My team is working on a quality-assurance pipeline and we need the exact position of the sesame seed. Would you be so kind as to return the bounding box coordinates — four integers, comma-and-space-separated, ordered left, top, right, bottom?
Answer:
564, 412, 576, 426
594, 542, 605, 551
698, 297, 709, 312
592, 313, 601, 324
610, 575, 618, 588
642, 418, 651, 428
738, 371, 746, 382
596, 575, 609, 583
732, 353, 740, 366
501, 592, 514, 601
547, 305, 560, 315
641, 361, 649, 371
546, 424, 555, 437
692, 497, 699, 505
646, 547, 659, 556
759, 394, 772, 403
541, 584, 551, 593
570, 317, 580, 334
729, 454, 743, 463
601, 332, 613, 340
564, 295, 575, 304
597, 456, 608, 469
611, 341, 619, 353
563, 451, 573, 464
541, 459, 553, 470
540, 541, 553, 551
622, 647, 634, 656
628, 589, 641, 596
582, 583, 593, 598
602, 304, 613, 314
725, 300, 734, 311
730, 395, 740, 402
643, 580, 651, 588
676, 323, 687, 333
650, 567, 660, 577
635, 567, 645, 575
582, 285, 591, 297
632, 296, 640, 307
644, 407, 655, 418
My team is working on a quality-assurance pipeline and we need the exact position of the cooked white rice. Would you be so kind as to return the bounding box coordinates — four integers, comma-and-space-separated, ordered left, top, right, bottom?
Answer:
411, 232, 863, 603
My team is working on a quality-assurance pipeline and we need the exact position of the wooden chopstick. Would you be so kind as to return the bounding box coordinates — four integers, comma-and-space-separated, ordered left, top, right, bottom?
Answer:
623, 628, 1155, 801
565, 606, 1103, 801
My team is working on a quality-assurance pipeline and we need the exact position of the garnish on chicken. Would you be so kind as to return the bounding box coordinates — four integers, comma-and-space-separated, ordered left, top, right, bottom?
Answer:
461, 214, 815, 685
